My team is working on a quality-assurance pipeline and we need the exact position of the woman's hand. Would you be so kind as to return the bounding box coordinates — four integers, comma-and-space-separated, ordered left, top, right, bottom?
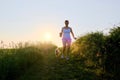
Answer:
74, 37, 77, 40
59, 32, 62, 37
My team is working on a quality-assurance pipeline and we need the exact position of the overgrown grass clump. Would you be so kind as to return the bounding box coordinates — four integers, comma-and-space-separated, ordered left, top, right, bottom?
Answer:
0, 46, 43, 80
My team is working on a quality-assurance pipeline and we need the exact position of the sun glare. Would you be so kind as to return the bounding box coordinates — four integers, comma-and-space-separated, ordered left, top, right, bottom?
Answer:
44, 32, 52, 41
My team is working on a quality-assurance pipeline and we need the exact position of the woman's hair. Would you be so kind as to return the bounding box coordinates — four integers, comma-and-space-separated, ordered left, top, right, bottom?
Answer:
65, 20, 69, 23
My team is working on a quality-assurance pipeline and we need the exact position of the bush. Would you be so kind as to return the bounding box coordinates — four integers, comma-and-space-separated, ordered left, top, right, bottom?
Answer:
104, 26, 120, 79
71, 32, 105, 67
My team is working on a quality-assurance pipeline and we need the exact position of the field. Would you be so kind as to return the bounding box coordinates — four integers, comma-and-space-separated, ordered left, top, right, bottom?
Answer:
0, 27, 119, 80
0, 44, 103, 80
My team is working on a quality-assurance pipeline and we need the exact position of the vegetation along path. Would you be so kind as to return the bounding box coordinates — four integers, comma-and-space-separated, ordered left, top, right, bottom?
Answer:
18, 52, 102, 80
0, 27, 119, 80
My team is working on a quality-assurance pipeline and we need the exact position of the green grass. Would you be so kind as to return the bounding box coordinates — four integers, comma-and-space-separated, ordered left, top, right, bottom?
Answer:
0, 47, 43, 80
0, 45, 103, 80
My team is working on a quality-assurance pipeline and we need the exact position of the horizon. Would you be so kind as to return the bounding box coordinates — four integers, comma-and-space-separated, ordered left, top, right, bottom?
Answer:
0, 26, 118, 48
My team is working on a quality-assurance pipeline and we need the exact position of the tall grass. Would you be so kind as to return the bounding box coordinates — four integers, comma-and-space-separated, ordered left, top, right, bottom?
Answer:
0, 42, 56, 80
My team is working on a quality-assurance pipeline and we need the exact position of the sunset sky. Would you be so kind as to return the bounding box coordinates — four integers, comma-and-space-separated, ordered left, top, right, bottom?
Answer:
0, 0, 120, 47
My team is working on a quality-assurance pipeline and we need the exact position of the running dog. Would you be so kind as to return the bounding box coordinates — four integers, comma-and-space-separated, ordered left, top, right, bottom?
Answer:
55, 48, 61, 57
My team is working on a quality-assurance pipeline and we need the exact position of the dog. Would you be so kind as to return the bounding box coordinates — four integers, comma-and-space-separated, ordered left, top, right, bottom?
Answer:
55, 48, 61, 57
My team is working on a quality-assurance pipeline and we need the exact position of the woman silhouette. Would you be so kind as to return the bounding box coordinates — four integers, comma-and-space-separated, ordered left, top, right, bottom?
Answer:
60, 20, 76, 60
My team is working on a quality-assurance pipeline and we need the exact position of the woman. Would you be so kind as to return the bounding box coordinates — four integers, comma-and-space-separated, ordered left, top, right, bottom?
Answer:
60, 20, 76, 60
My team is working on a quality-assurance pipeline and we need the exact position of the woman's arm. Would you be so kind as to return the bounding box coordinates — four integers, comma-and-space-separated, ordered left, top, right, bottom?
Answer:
59, 27, 63, 37
70, 27, 76, 39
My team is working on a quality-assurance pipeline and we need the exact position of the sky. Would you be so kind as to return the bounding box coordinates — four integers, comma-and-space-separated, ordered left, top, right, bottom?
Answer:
0, 0, 120, 47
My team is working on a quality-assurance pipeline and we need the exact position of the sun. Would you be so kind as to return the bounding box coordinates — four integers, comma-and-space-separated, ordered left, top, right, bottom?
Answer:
44, 32, 52, 41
